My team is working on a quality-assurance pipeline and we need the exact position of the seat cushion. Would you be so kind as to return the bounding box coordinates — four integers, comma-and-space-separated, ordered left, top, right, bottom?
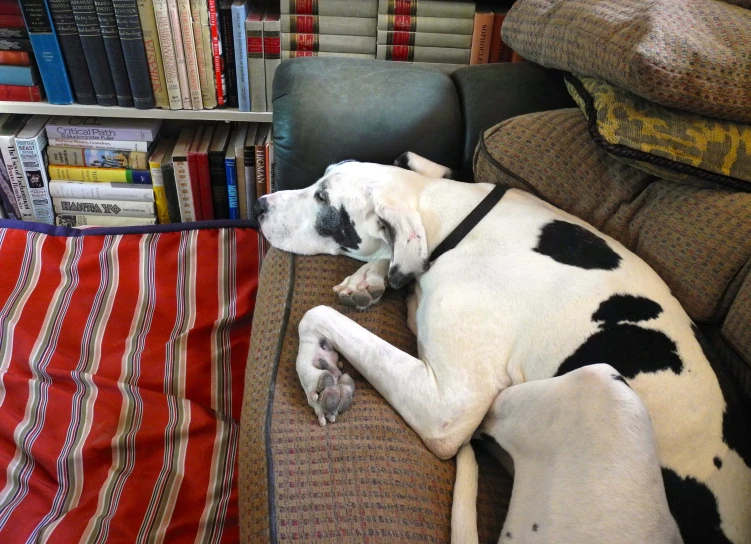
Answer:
239, 248, 512, 543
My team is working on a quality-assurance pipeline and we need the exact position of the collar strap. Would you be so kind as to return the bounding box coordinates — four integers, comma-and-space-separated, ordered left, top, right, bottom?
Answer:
429, 184, 508, 262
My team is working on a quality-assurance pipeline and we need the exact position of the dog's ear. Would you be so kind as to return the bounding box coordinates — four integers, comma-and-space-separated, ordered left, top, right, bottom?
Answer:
374, 201, 430, 289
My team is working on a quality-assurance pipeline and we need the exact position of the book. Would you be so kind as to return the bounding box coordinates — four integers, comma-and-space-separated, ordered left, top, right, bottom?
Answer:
48, 0, 97, 104
195, 123, 213, 219
207, 0, 225, 106
233, 122, 247, 218
57, 213, 157, 226
151, 0, 182, 108
166, 0, 191, 108
246, 1, 265, 112
0, 50, 31, 64
19, 0, 75, 103
253, 122, 268, 200
377, 30, 471, 49
281, 0, 377, 17
47, 146, 148, 168
469, 3, 493, 65
281, 49, 371, 59
224, 130, 238, 219
0, 114, 34, 220
186, 125, 204, 219
281, 15, 375, 36
488, 5, 510, 63
49, 179, 155, 200
136, 0, 169, 108
378, 0, 475, 18
208, 122, 229, 218
0, 15, 24, 25
262, 2, 279, 111
48, 165, 152, 183
377, 14, 473, 35
147, 137, 172, 222
0, 152, 20, 219
46, 117, 162, 141
0, 82, 43, 99
70, 0, 118, 105
190, 0, 215, 108
511, 50, 524, 62
54, 196, 155, 216
0, 25, 28, 37
283, 33, 375, 54
47, 137, 150, 150
160, 139, 180, 221
232, 0, 249, 111
16, 115, 54, 224
266, 126, 274, 193
0, 64, 39, 85
242, 122, 257, 217
94, 0, 134, 106
171, 127, 197, 221
377, 44, 469, 63
176, 0, 202, 109
0, 1, 24, 16
218, 0, 236, 107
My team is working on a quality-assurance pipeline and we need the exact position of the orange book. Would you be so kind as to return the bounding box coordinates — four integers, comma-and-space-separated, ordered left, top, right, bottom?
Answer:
511, 50, 526, 62
488, 8, 512, 63
469, 3, 494, 65
0, 50, 30, 65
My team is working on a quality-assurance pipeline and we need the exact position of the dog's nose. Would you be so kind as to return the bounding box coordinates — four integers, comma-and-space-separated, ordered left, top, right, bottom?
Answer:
253, 198, 269, 218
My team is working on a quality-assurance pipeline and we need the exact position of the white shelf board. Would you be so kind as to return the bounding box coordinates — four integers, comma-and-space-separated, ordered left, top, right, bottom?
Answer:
0, 101, 273, 122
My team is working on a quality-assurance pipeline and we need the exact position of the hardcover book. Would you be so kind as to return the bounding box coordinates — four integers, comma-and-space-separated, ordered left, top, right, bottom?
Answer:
207, 0, 226, 106
15, 115, 54, 224
281, 15, 376, 36
46, 117, 162, 141
166, 0, 192, 108
246, 1, 265, 112
283, 33, 375, 54
186, 126, 204, 219
0, 114, 34, 220
70, 0, 118, 105
47, 146, 149, 168
281, 49, 371, 59
151, 0, 182, 108
0, 37, 33, 50
253, 122, 268, 200
242, 122, 257, 216
208, 122, 230, 218
281, 0, 377, 18
136, 0, 169, 107
233, 122, 247, 218
47, 137, 150, 151
0, 50, 31, 64
195, 124, 214, 219
262, 2, 279, 111
53, 196, 155, 216
57, 213, 156, 226
94, 0, 134, 106
171, 127, 197, 220
0, 26, 28, 38
218, 0, 236, 107
0, 152, 20, 219
469, 2, 493, 65
488, 5, 511, 63
176, 0, 203, 109
147, 137, 174, 222
190, 0, 215, 108
224, 129, 238, 219
49, 179, 155, 201
376, 44, 469, 63
378, 0, 475, 19
0, 64, 40, 85
377, 29, 471, 49
48, 164, 152, 183
0, 83, 44, 99
231, 0, 249, 111
377, 13, 474, 35
159, 139, 180, 221
48, 0, 97, 104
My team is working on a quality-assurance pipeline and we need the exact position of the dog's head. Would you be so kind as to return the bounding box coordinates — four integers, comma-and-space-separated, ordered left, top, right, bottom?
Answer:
255, 160, 429, 289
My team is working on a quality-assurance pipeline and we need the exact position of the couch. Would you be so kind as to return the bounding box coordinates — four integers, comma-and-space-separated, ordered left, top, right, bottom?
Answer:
239, 58, 751, 543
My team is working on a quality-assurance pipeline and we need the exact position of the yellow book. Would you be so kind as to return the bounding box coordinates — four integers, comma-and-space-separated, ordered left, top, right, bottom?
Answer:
147, 139, 173, 224
48, 166, 152, 184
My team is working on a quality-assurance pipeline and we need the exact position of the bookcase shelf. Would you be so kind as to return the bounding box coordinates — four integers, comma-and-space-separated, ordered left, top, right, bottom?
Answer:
0, 102, 273, 123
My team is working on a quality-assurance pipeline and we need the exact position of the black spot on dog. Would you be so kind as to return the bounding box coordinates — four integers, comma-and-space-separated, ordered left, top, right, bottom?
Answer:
661, 467, 732, 544
532, 524, 538, 532
612, 374, 631, 388
592, 294, 663, 325
393, 152, 411, 170
388, 265, 414, 290
533, 220, 621, 270
693, 326, 751, 470
315, 205, 361, 250
505, 531, 512, 539
713, 457, 722, 469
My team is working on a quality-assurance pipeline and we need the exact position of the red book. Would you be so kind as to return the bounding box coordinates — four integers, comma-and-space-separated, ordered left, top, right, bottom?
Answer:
0, 0, 21, 16
488, 9, 512, 63
0, 50, 30, 65
0, 13, 24, 26
187, 127, 205, 221
196, 124, 215, 220
0, 83, 43, 101
207, 0, 225, 106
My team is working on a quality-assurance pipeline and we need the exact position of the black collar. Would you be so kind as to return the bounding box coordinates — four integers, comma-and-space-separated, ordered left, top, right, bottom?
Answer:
429, 184, 508, 262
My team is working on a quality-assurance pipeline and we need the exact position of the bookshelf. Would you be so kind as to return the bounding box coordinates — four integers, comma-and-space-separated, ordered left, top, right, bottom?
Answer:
0, 102, 273, 123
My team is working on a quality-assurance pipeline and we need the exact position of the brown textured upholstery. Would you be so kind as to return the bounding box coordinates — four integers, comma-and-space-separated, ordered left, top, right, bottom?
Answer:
724, 271, 751, 367
240, 248, 512, 543
474, 109, 751, 325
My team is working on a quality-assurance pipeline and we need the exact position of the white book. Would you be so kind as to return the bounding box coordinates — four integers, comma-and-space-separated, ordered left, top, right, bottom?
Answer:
49, 180, 156, 202
263, 4, 280, 112
46, 138, 152, 152
57, 214, 157, 227
0, 115, 34, 221
53, 197, 156, 218
232, 0, 251, 111
45, 117, 162, 142
167, 0, 194, 109
16, 116, 54, 225
281, 50, 373, 59
190, 0, 216, 108
172, 128, 197, 221
177, 0, 204, 109
152, 0, 184, 108
246, 3, 266, 112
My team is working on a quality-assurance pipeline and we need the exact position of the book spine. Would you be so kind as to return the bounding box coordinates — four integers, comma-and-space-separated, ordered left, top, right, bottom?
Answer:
19, 0, 75, 104
148, 154, 171, 222
173, 155, 196, 221
281, 15, 376, 36
151, 0, 181, 108
281, 0, 377, 18
47, 146, 148, 168
377, 14, 473, 35
161, 160, 180, 221
45, 121, 160, 141
254, 141, 264, 199
49, 165, 152, 183
176, 0, 202, 109
280, 49, 371, 59
196, 148, 212, 219
225, 154, 237, 219
49, 179, 154, 200
111, 0, 155, 109
0, 159, 20, 219
136, 0, 169, 107
186, 148, 202, 219
0, 134, 35, 220
246, 16, 265, 112
16, 131, 54, 224
0, 27, 28, 38
0, 50, 31, 64
378, 29, 471, 49
469, 10, 493, 65
190, 0, 214, 108
283, 33, 375, 54
234, 126, 245, 218
378, 0, 475, 19
232, 2, 248, 111
218, 3, 235, 107
47, 137, 150, 150
208, 150, 228, 218
268, 133, 275, 193
376, 44, 469, 64
54, 196, 155, 216
57, 213, 156, 226
94, 0, 134, 106
263, 13, 279, 112
48, 0, 97, 104
0, 38, 33, 50
0, 64, 39, 85
242, 141, 254, 217
70, 0, 117, 105
0, 83, 43, 99
207, 0, 224, 106
0, 14, 25, 26
166, 0, 191, 108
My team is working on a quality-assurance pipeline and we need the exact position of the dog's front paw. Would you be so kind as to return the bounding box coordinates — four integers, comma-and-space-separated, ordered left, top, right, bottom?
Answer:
333, 259, 389, 310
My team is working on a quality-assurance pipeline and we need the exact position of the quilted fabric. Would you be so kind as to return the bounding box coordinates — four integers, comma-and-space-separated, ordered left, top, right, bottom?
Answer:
566, 75, 751, 190
502, 0, 751, 123
0, 220, 259, 542
239, 248, 513, 543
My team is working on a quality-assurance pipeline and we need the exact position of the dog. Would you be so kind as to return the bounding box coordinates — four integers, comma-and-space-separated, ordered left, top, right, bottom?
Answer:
255, 152, 751, 544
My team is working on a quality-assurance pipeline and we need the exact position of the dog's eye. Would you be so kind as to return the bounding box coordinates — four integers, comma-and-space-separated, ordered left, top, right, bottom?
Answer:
314, 191, 325, 203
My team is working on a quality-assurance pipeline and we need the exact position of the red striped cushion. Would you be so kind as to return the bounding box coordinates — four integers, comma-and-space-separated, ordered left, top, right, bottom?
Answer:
0, 221, 258, 543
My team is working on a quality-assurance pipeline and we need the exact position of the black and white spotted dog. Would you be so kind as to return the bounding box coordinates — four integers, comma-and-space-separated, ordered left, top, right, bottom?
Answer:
255, 152, 751, 544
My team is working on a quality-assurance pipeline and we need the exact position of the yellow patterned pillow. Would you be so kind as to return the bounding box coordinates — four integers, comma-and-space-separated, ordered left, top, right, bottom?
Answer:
566, 75, 751, 190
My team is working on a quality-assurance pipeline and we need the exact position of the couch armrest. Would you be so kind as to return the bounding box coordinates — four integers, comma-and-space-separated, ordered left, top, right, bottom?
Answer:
272, 58, 463, 190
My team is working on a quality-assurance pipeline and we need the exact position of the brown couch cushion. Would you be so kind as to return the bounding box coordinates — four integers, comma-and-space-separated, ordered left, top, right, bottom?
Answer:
724, 269, 751, 370
502, 0, 751, 123
240, 248, 512, 543
474, 108, 751, 325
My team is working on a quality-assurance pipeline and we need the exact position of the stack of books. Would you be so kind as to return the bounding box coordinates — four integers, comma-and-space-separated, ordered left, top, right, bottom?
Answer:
0, 0, 41, 101
281, 0, 377, 62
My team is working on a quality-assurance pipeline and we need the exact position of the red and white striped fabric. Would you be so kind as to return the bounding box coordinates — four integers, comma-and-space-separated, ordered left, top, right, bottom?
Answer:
0, 221, 259, 543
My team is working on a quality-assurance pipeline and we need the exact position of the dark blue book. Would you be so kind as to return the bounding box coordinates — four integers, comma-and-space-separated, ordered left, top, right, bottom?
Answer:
225, 142, 238, 219
69, 0, 117, 105
111, 0, 153, 109
93, 0, 132, 107
48, 0, 97, 104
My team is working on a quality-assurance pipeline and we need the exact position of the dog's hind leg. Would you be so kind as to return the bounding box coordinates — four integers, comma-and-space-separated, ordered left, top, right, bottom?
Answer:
394, 151, 456, 179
